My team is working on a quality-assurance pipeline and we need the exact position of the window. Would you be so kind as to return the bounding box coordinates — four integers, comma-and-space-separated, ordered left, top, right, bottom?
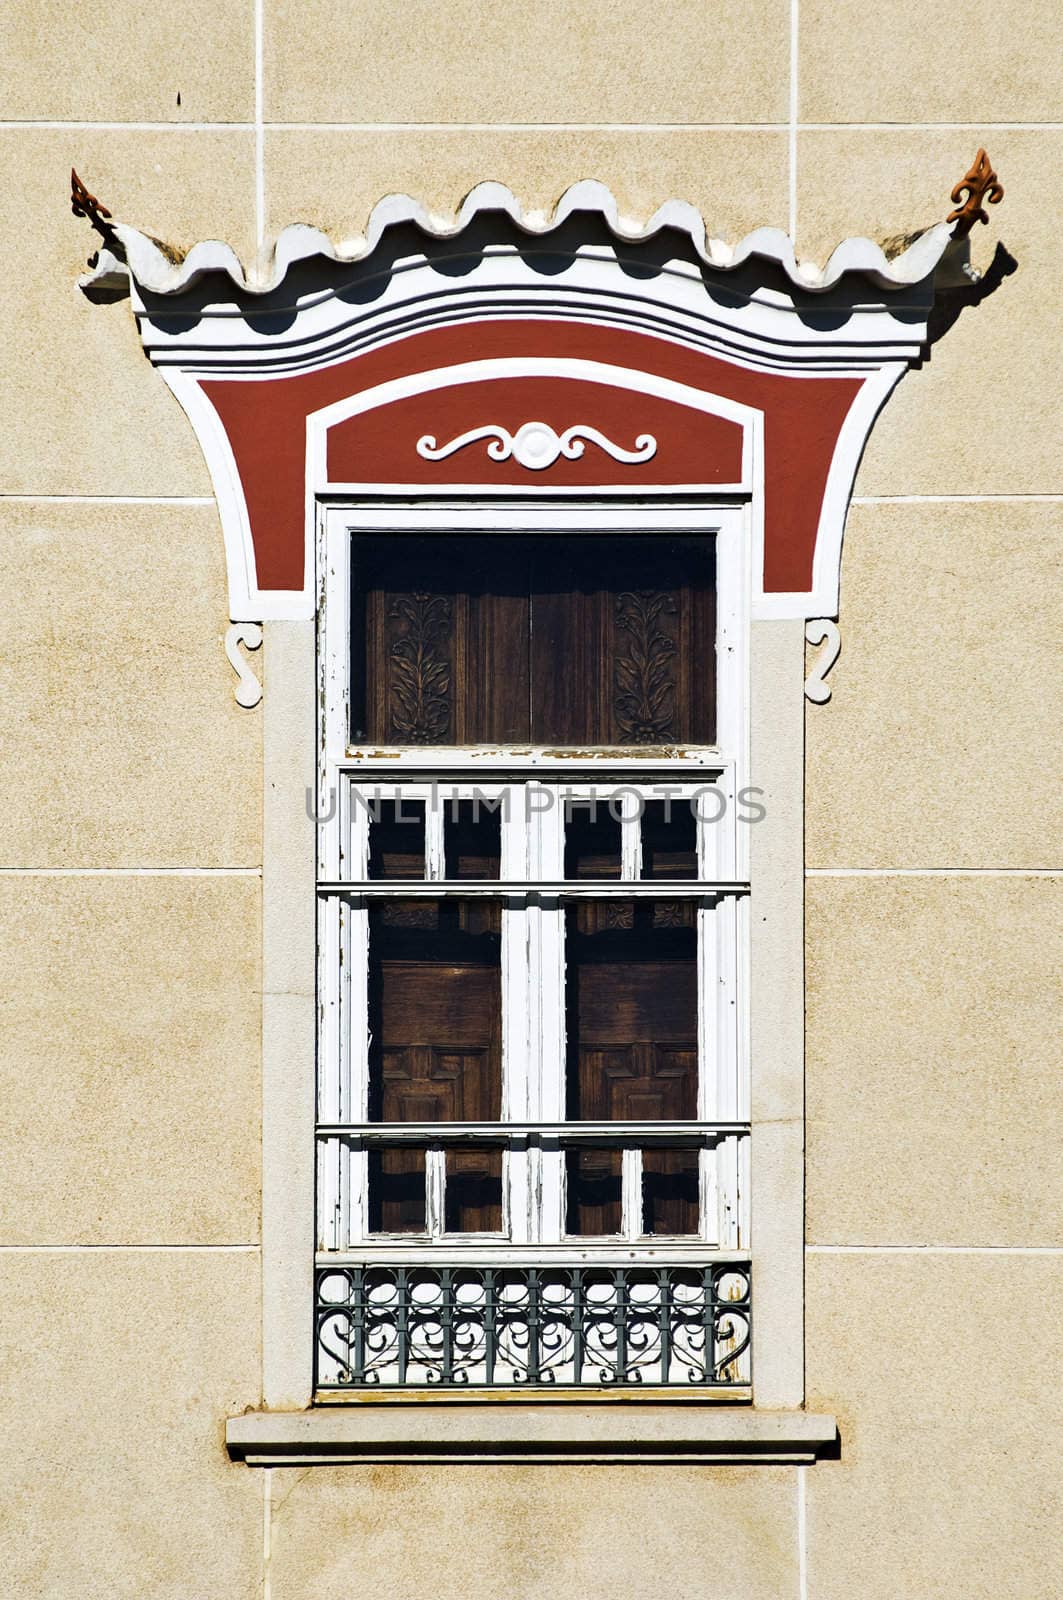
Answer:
315, 509, 751, 1390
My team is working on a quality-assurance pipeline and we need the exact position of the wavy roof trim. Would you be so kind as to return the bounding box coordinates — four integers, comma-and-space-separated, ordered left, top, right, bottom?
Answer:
78, 179, 956, 300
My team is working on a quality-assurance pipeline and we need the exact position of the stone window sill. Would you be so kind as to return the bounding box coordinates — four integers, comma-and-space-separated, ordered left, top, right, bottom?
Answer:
226, 1401, 838, 1465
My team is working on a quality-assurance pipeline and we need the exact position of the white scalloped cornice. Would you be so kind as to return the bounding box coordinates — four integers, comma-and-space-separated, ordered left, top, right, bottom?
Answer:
78, 179, 956, 299
73, 177, 971, 628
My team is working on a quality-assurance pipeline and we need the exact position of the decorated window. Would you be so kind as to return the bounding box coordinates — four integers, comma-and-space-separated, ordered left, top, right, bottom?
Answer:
314, 511, 752, 1389
71, 162, 1000, 1445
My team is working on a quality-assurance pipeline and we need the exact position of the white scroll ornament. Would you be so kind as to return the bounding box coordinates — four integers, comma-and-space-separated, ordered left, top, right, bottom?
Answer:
416, 420, 657, 472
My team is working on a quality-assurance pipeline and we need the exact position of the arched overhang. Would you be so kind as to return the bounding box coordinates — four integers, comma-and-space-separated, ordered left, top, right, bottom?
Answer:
77, 180, 967, 623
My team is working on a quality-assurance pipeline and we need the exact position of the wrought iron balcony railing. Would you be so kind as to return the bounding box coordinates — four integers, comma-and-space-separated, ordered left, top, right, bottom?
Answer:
316, 1263, 751, 1390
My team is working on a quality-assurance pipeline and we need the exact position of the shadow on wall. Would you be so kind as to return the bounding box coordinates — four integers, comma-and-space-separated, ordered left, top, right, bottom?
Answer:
926, 240, 1019, 350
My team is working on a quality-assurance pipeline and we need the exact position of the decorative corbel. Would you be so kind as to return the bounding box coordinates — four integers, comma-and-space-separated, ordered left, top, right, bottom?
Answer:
225, 622, 264, 708
804, 620, 841, 704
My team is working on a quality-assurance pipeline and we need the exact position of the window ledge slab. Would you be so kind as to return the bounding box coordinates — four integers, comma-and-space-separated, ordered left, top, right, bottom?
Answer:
226, 1405, 837, 1466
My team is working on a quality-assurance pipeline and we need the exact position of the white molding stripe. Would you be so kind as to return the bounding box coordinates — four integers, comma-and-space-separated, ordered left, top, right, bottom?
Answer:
806, 1245, 1062, 1254
0, 867, 262, 876
0, 1243, 261, 1252
0, 120, 259, 130
851, 494, 1063, 504
798, 1465, 808, 1600
2, 1243, 1056, 1255
263, 1472, 273, 1600
254, 0, 264, 248
806, 867, 1061, 877
266, 122, 792, 133
11, 120, 1063, 131
9, 493, 1057, 507
0, 495, 217, 505
798, 121, 1063, 131
788, 0, 799, 241
259, 120, 1063, 132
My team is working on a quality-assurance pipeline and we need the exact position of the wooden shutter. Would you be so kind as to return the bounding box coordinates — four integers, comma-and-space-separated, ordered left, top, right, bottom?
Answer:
352, 534, 715, 746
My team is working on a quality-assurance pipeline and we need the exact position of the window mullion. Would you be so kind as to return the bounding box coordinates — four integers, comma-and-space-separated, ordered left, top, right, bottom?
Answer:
621, 790, 641, 879
346, 898, 369, 1249
425, 1148, 446, 1238
502, 784, 532, 1243
533, 785, 566, 1244
317, 897, 341, 1251
424, 790, 445, 880
621, 1147, 643, 1241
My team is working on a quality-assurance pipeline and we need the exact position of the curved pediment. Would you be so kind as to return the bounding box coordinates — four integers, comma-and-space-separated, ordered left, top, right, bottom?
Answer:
73, 176, 976, 622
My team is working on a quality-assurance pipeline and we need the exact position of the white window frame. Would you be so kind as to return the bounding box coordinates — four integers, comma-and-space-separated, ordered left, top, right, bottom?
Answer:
316, 776, 748, 1260
252, 498, 808, 1424
312, 503, 754, 1378
249, 512, 810, 1452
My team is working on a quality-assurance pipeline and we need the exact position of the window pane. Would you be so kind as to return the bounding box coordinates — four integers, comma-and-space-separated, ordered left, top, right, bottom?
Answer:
530, 536, 715, 746
641, 798, 697, 880
565, 902, 698, 1120
367, 1147, 426, 1234
564, 799, 622, 880
445, 1147, 503, 1233
352, 535, 529, 745
642, 1148, 700, 1236
368, 901, 502, 1122
444, 798, 501, 880
352, 534, 715, 746
367, 799, 425, 879
565, 1147, 622, 1236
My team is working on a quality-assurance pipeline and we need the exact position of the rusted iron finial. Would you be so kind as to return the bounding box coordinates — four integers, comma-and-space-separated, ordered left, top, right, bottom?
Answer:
70, 168, 115, 240
947, 149, 1004, 239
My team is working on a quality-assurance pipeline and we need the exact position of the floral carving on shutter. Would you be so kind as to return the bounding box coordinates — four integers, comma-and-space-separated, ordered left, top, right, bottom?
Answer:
613, 590, 680, 743
387, 592, 453, 742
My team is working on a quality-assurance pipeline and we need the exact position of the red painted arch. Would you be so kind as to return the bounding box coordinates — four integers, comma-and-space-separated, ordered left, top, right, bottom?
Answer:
201, 320, 862, 595
326, 375, 746, 488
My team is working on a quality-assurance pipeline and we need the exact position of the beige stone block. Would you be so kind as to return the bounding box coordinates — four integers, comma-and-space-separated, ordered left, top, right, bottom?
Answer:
0, 876, 260, 1243
805, 1252, 1062, 1599
800, 0, 1060, 122
263, 0, 789, 125
796, 131, 1061, 495
0, 0, 254, 121
806, 501, 1063, 868
0, 501, 262, 867
268, 1461, 799, 1599
0, 1250, 261, 1599
264, 127, 788, 245
806, 877, 1063, 1246
0, 130, 255, 495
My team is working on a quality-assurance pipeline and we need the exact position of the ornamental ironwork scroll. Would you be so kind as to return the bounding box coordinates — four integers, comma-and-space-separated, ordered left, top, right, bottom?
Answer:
316, 1263, 751, 1388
